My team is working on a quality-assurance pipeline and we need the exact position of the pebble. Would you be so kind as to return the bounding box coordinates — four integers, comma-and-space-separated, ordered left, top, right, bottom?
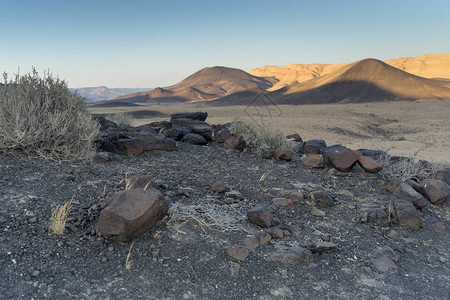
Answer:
310, 207, 326, 217
32, 271, 40, 277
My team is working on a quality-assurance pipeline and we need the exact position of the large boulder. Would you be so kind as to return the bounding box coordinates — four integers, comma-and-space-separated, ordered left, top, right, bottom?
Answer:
393, 182, 427, 209
170, 112, 208, 121
171, 118, 213, 140
303, 139, 327, 154
98, 189, 168, 243
129, 132, 176, 152
181, 133, 208, 145
322, 145, 358, 172
419, 179, 449, 205
162, 125, 191, 141
115, 138, 144, 156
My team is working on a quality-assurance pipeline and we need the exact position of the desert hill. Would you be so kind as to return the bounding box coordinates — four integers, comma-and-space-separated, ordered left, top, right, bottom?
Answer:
250, 53, 450, 90
109, 66, 276, 104
269, 58, 450, 104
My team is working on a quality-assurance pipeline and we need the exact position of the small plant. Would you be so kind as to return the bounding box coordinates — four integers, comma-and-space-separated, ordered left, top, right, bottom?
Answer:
228, 119, 286, 153
379, 155, 444, 182
0, 69, 99, 161
106, 112, 133, 128
125, 241, 135, 270
49, 193, 75, 235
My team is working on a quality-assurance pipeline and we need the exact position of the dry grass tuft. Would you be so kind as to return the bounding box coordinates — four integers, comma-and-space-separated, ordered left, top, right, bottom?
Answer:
106, 112, 133, 128
228, 119, 287, 153
125, 240, 135, 270
49, 193, 75, 235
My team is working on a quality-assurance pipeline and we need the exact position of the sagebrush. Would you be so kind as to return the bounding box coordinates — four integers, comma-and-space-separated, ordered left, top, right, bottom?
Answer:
107, 112, 133, 128
228, 119, 287, 153
0, 69, 99, 160
378, 155, 445, 182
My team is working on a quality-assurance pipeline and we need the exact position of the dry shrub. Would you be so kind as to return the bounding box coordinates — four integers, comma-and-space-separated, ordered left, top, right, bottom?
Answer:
0, 69, 99, 161
49, 195, 74, 235
107, 112, 133, 128
228, 119, 286, 153
378, 155, 445, 182
167, 202, 244, 232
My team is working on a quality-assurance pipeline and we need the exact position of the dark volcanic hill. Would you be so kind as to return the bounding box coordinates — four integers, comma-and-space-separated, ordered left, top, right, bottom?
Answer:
109, 66, 277, 104
269, 58, 450, 104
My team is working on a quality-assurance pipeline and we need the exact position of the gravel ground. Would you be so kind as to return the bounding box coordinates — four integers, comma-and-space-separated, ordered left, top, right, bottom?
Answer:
0, 143, 449, 299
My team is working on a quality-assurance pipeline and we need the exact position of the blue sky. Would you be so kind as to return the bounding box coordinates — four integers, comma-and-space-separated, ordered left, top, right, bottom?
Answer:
1, 0, 449, 88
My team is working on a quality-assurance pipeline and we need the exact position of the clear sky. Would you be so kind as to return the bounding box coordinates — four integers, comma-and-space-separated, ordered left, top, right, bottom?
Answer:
1, 0, 449, 88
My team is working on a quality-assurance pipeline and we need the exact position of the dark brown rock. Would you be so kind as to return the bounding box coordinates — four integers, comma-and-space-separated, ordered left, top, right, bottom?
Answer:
171, 118, 212, 140
247, 204, 273, 228
98, 189, 168, 243
303, 139, 327, 154
357, 155, 382, 173
271, 198, 295, 209
322, 145, 358, 172
420, 179, 449, 205
130, 132, 176, 152
392, 199, 422, 231
210, 181, 226, 193
265, 227, 284, 239
393, 182, 427, 209
162, 125, 191, 141
92, 115, 117, 131
310, 191, 334, 208
272, 148, 293, 161
302, 153, 324, 168
170, 112, 208, 121
224, 136, 246, 151
434, 169, 450, 185
310, 241, 337, 253
227, 245, 249, 261
181, 133, 208, 145
270, 247, 313, 264
115, 138, 144, 156
214, 128, 231, 143
372, 256, 397, 274
280, 190, 304, 201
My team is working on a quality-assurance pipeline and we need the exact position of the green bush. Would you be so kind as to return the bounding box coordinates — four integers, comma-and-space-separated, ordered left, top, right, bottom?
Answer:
0, 69, 99, 161
228, 119, 286, 153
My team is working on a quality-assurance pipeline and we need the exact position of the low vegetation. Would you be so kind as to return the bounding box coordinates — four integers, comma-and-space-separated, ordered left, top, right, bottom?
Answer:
0, 69, 99, 161
49, 194, 75, 235
379, 155, 444, 182
228, 119, 286, 153
107, 112, 133, 128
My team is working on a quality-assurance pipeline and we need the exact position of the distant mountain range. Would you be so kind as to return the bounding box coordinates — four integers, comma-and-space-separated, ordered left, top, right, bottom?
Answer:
91, 53, 450, 106
70, 86, 152, 103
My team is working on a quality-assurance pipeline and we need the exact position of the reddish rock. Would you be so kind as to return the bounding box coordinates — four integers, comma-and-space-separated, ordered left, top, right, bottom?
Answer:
227, 245, 249, 261
303, 139, 327, 154
247, 204, 273, 228
434, 169, 450, 185
224, 135, 246, 151
170, 112, 208, 121
420, 179, 449, 205
270, 247, 313, 264
244, 232, 272, 249
265, 227, 284, 239
393, 182, 427, 209
210, 181, 226, 193
280, 190, 304, 201
98, 189, 168, 243
272, 148, 293, 161
387, 180, 402, 193
322, 145, 358, 172
115, 138, 144, 156
272, 198, 295, 209
392, 199, 422, 231
214, 128, 231, 143
302, 153, 324, 168
181, 133, 207, 145
357, 155, 382, 173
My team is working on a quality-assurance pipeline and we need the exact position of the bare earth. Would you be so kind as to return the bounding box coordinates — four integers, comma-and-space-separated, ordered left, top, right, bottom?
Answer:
89, 99, 450, 164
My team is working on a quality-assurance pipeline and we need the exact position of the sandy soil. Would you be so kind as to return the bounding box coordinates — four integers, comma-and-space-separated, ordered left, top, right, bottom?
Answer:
89, 99, 450, 164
